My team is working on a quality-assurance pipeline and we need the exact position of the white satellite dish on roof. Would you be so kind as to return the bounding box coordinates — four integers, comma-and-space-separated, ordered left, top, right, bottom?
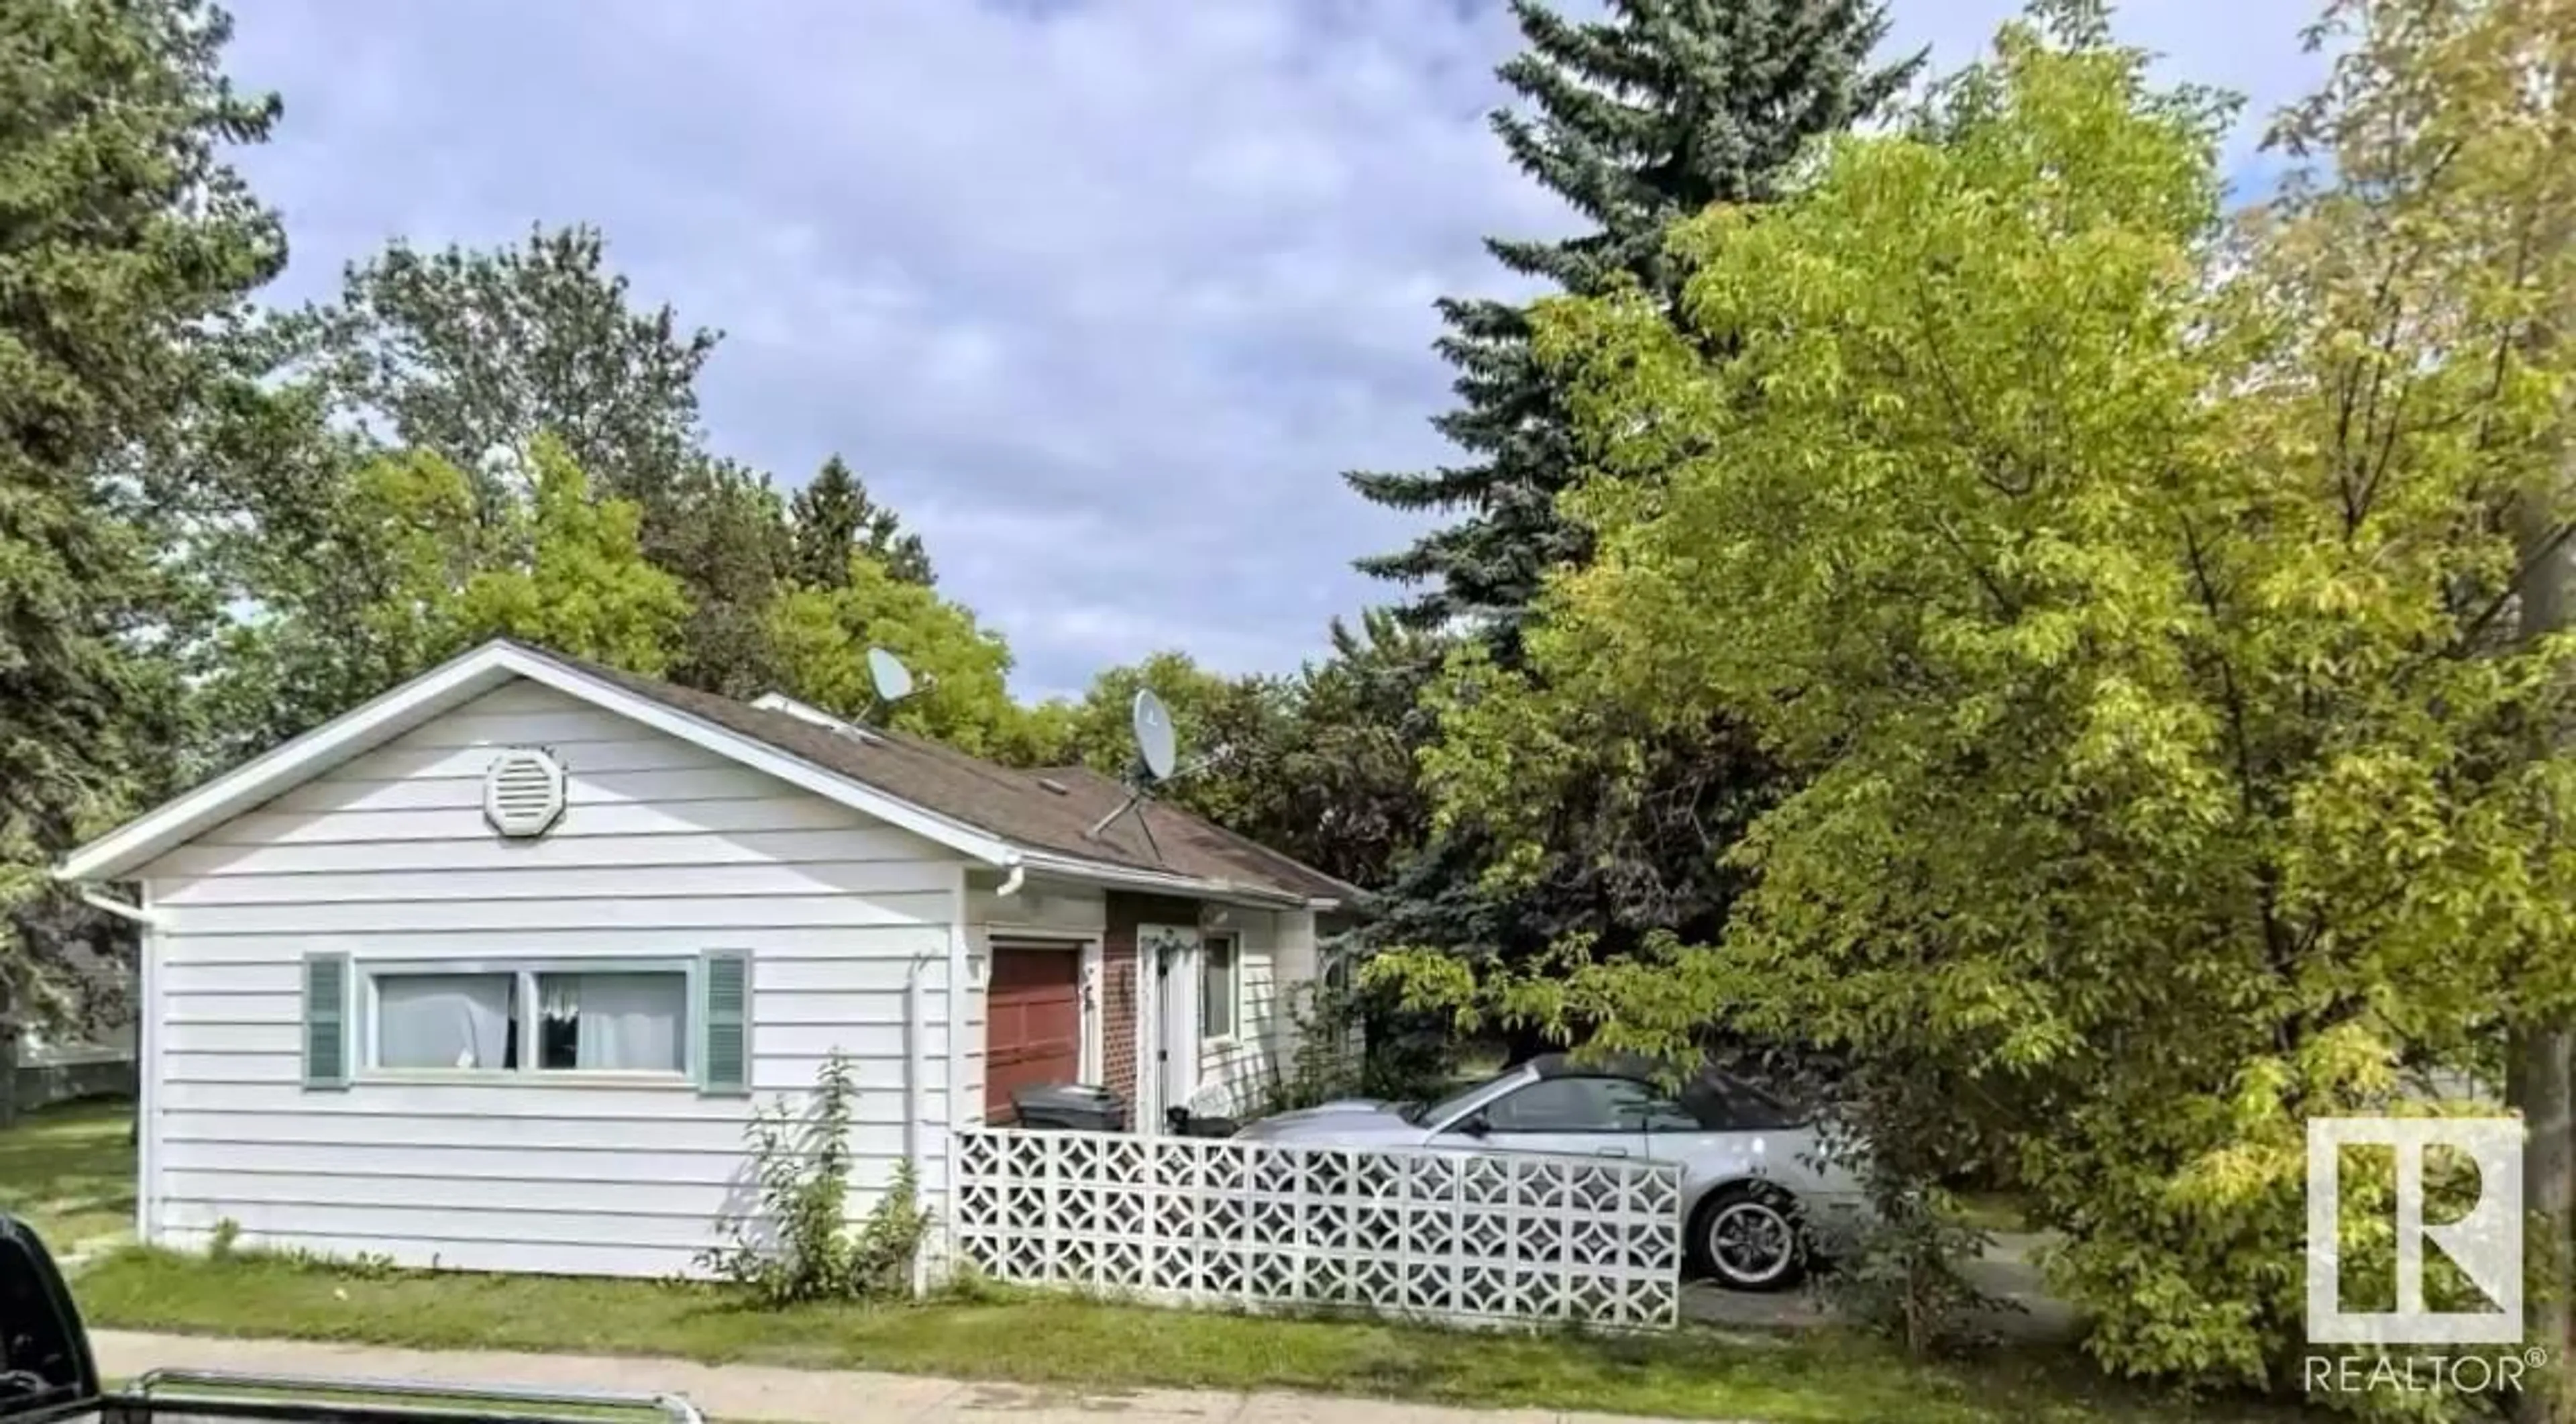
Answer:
1132, 689, 1177, 782
1084, 686, 1195, 858
867, 647, 915, 705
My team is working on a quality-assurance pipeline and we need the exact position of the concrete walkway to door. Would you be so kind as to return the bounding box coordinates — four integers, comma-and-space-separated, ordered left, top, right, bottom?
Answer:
91, 1331, 1727, 1424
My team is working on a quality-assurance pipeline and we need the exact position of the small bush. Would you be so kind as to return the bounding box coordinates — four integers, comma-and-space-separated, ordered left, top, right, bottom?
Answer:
697, 1050, 931, 1307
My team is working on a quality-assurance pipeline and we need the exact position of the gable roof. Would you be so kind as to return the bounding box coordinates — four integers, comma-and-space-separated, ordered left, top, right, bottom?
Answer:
57, 640, 1355, 909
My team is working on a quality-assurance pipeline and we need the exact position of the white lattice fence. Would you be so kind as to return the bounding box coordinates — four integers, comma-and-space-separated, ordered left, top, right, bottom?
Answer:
951, 1129, 1681, 1329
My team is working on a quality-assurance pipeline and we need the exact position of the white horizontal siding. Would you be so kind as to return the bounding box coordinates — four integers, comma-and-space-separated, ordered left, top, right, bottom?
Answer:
151, 827, 927, 878
156, 860, 950, 906
155, 1109, 919, 1152
1197, 913, 1283, 1121
156, 1229, 702, 1279
199, 797, 874, 846
140, 676, 969, 1279
967, 880, 1106, 935
155, 893, 948, 933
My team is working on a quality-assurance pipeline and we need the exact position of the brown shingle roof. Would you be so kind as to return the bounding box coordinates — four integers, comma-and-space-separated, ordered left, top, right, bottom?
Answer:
543, 646, 1354, 905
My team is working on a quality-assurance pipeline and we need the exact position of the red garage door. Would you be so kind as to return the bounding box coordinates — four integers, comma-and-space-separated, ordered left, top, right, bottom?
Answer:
986, 944, 1082, 1122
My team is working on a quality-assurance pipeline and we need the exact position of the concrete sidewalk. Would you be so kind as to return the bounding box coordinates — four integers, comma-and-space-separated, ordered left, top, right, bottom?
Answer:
91, 1331, 1699, 1424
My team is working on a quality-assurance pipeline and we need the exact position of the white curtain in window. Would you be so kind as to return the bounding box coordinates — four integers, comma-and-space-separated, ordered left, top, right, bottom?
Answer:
572, 973, 685, 1071
377, 974, 512, 1069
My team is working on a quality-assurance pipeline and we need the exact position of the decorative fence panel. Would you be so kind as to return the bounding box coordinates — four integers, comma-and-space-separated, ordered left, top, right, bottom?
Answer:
951, 1128, 1681, 1329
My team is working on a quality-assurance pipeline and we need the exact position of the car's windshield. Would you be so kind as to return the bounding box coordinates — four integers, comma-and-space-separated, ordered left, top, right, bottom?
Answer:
1397, 1070, 1515, 1125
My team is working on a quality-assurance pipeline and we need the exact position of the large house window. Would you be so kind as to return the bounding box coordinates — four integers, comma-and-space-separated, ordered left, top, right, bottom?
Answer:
368, 964, 689, 1076
1201, 934, 1238, 1039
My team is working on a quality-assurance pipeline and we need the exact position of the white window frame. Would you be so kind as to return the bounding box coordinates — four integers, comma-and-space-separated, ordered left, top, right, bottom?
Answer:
359, 958, 697, 1084
1199, 933, 1240, 1044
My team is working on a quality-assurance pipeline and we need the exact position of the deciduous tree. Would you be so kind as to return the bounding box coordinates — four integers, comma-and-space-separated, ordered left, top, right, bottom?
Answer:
1393, 0, 2576, 1398
765, 556, 1026, 758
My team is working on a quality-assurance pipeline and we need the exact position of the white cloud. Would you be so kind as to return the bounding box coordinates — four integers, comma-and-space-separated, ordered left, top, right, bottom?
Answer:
219, 0, 2324, 693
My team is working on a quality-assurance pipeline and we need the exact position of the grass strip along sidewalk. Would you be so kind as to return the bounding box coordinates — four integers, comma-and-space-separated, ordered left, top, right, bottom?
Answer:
74, 1246, 2319, 1424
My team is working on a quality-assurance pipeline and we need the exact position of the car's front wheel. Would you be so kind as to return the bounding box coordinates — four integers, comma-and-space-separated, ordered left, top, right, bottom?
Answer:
1691, 1182, 1807, 1292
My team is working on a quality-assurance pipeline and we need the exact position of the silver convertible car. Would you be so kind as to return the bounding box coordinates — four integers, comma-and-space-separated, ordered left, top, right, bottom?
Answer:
1232, 1054, 1868, 1291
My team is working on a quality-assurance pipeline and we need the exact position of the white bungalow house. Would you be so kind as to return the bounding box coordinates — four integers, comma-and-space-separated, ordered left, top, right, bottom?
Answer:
54, 639, 1355, 1278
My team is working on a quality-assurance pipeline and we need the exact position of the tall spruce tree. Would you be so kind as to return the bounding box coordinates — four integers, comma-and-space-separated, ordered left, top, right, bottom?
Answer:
789, 455, 932, 589
0, 0, 284, 1117
1344, 1, 1913, 1041
1348, 0, 1913, 649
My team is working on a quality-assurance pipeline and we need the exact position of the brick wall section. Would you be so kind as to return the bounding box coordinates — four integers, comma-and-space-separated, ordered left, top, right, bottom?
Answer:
1102, 891, 1201, 1109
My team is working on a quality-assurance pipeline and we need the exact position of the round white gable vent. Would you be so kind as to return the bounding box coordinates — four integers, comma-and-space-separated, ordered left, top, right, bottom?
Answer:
482, 748, 567, 838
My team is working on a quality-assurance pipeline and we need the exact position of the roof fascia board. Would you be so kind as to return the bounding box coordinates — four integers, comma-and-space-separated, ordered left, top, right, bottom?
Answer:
1011, 848, 1310, 909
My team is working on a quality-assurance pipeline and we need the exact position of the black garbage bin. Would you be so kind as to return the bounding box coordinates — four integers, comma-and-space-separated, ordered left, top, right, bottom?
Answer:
1165, 1105, 1240, 1137
1010, 1082, 1128, 1131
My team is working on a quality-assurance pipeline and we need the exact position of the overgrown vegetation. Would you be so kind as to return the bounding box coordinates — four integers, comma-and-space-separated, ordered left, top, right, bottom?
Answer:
696, 1052, 930, 1307
1383, 0, 2576, 1413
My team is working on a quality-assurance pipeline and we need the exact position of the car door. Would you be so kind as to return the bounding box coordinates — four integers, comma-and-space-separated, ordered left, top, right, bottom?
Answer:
1441, 1074, 1661, 1162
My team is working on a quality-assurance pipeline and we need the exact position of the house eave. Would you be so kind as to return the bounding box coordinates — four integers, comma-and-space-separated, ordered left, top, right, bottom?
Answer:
1008, 848, 1316, 911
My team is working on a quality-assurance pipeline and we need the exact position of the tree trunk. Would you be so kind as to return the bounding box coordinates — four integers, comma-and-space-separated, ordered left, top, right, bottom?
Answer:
0, 980, 16, 1132
2512, 463, 2575, 1423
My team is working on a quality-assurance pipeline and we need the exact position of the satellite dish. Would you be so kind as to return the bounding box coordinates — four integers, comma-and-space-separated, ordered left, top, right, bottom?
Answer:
1086, 688, 1185, 855
1132, 689, 1177, 782
866, 648, 915, 705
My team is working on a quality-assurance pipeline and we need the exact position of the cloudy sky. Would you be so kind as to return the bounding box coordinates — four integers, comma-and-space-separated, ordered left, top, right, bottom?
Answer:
220, 0, 2322, 698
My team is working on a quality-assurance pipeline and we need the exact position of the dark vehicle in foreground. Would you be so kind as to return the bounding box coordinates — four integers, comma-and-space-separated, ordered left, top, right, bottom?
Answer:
0, 1216, 701, 1424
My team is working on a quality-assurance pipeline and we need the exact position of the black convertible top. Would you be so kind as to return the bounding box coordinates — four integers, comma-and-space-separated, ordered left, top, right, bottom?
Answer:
1519, 1052, 1811, 1129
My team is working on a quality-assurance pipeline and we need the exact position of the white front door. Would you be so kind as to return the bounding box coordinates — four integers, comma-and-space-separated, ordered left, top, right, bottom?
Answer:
1138, 923, 1201, 1131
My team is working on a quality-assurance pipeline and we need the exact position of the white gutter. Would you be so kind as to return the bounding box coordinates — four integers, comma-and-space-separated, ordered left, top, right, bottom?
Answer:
1012, 850, 1309, 909
78, 886, 160, 927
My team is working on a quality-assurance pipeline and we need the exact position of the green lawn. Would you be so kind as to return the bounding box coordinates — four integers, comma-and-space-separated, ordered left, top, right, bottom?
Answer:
74, 1248, 2322, 1424
0, 1099, 136, 1250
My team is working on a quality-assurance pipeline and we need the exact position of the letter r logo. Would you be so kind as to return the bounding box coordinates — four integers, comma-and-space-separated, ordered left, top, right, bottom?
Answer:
2306, 1117, 2522, 1345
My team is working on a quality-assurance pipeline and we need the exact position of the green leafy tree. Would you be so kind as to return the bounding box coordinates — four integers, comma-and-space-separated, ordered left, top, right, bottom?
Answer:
264, 224, 784, 695
0, 0, 284, 1102
765, 556, 1025, 758
217, 436, 692, 715
656, 456, 794, 698
1395, 0, 2576, 1400
1060, 653, 1293, 833
282, 223, 716, 517
790, 456, 932, 589
1260, 611, 1446, 888
444, 438, 695, 672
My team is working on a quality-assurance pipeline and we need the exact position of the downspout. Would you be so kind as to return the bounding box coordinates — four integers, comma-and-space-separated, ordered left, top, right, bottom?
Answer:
78, 886, 159, 927
924, 854, 1014, 1294
72, 882, 160, 1243
904, 950, 932, 1296
995, 862, 1025, 899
